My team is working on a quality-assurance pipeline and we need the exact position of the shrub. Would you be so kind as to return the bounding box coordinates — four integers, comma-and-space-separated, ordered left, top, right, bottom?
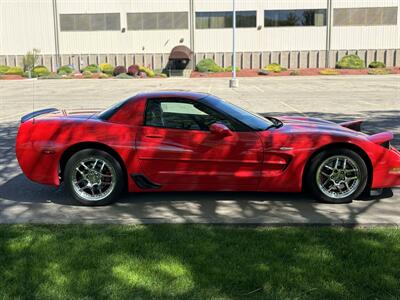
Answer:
290, 70, 300, 76
0, 65, 10, 74
5, 66, 23, 75
22, 71, 38, 78
319, 69, 340, 75
368, 68, 392, 75
336, 55, 365, 69
99, 63, 114, 75
116, 73, 133, 79
369, 61, 386, 68
57, 70, 68, 76
127, 64, 140, 76
32, 65, 50, 77
258, 69, 269, 75
57, 65, 73, 74
82, 71, 93, 78
113, 65, 127, 76
265, 63, 284, 73
138, 66, 155, 77
224, 66, 240, 72
82, 64, 99, 73
196, 59, 224, 73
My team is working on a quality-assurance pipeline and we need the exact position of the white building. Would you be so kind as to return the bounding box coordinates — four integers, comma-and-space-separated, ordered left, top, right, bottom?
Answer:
1, 0, 399, 70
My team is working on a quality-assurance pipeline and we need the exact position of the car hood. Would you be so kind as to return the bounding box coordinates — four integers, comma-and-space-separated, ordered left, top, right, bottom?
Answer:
276, 116, 366, 136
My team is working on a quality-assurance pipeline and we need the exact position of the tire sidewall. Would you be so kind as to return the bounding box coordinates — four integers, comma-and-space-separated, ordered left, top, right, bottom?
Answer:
64, 149, 124, 206
307, 148, 368, 204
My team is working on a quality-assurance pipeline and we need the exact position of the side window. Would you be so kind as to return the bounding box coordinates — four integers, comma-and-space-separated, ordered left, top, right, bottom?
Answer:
144, 98, 244, 131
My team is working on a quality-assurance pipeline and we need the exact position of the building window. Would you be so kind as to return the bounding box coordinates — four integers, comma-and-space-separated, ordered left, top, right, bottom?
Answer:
127, 12, 188, 30
60, 13, 120, 31
196, 11, 257, 29
236, 11, 257, 28
333, 7, 398, 26
264, 9, 326, 27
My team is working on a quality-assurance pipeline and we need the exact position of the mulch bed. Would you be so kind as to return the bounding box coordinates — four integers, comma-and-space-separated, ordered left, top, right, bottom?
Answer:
190, 67, 400, 78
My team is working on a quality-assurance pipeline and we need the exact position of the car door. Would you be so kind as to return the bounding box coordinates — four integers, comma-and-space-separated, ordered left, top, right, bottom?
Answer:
135, 97, 264, 190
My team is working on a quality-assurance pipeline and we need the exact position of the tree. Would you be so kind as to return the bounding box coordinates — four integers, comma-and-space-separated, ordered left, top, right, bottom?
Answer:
23, 48, 41, 71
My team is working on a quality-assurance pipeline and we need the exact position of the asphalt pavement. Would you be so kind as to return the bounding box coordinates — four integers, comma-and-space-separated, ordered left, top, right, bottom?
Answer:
0, 75, 399, 225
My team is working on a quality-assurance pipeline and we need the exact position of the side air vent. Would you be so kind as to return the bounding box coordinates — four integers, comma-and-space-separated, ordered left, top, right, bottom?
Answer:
131, 174, 162, 189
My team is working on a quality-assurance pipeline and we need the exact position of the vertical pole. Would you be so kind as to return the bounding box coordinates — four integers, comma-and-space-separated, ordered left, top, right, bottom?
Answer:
325, 0, 333, 68
52, 0, 60, 71
229, 0, 238, 87
189, 0, 195, 70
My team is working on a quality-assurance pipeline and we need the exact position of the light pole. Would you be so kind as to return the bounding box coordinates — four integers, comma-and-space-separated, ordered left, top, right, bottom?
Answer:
229, 0, 239, 88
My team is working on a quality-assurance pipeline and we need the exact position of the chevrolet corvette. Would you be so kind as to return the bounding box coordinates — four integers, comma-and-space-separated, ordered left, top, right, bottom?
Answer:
16, 91, 400, 205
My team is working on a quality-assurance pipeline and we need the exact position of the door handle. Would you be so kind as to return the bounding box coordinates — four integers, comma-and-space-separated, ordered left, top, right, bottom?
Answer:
145, 135, 163, 139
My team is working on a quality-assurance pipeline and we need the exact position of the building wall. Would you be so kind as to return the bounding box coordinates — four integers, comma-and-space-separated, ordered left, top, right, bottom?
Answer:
0, 0, 399, 65
56, 0, 191, 54
0, 0, 56, 55
331, 0, 400, 50
194, 0, 328, 52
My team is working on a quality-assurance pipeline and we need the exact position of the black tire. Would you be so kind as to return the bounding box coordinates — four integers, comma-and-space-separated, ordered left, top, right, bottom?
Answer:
306, 148, 368, 204
64, 149, 125, 206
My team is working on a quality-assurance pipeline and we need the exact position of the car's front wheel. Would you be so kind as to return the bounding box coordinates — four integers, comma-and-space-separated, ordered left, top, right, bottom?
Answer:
307, 148, 368, 203
64, 149, 124, 206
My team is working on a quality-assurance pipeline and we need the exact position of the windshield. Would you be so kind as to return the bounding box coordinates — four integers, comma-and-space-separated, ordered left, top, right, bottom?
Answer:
202, 95, 273, 131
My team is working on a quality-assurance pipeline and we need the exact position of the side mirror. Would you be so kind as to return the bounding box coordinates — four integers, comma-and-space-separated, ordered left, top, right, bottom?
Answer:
209, 123, 232, 137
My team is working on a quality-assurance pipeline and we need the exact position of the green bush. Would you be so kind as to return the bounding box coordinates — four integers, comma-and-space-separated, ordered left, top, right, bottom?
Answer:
224, 66, 240, 72
368, 61, 386, 68
139, 66, 155, 77
196, 59, 224, 73
336, 55, 365, 69
82, 71, 93, 78
99, 63, 114, 75
5, 66, 23, 75
57, 65, 73, 74
368, 68, 392, 75
116, 73, 133, 79
82, 64, 99, 73
0, 65, 10, 74
22, 71, 38, 78
265, 63, 284, 73
32, 65, 50, 77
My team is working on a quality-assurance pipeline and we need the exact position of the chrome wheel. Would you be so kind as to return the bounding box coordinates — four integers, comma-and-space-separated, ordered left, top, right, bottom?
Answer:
71, 157, 116, 202
316, 155, 361, 199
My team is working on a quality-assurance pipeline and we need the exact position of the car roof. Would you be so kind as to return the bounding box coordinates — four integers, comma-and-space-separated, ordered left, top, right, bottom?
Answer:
135, 91, 209, 100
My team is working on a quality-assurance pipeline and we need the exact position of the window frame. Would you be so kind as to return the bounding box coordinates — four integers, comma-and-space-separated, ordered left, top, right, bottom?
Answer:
143, 97, 251, 132
59, 13, 121, 32
264, 9, 327, 27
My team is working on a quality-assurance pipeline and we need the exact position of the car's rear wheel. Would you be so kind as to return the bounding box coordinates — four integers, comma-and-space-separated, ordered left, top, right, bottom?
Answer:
307, 148, 368, 203
64, 149, 124, 206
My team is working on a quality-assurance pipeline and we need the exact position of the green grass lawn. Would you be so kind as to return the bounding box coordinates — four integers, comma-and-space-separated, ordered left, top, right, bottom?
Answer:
0, 225, 399, 300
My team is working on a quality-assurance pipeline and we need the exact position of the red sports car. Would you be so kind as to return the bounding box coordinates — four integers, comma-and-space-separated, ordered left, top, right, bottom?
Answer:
16, 91, 400, 206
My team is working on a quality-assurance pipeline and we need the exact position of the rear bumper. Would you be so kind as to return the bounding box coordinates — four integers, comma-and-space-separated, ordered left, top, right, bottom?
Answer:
372, 146, 400, 188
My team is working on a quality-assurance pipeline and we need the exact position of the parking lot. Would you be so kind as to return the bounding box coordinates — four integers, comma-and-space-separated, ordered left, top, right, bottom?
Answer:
0, 75, 399, 225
